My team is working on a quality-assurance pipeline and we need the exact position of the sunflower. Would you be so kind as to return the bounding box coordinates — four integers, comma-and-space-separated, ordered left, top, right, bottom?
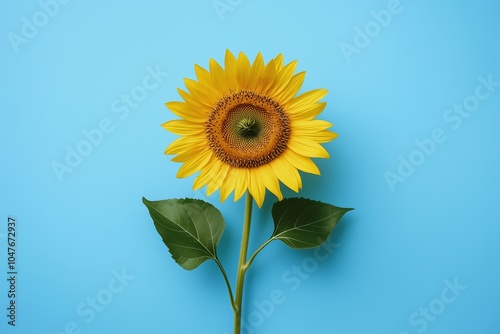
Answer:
162, 50, 337, 207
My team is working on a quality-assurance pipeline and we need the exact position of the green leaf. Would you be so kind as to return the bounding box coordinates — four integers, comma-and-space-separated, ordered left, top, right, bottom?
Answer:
270, 197, 352, 249
142, 197, 225, 270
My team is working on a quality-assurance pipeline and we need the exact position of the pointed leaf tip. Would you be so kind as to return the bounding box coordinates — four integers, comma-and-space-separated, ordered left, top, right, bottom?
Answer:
270, 197, 352, 249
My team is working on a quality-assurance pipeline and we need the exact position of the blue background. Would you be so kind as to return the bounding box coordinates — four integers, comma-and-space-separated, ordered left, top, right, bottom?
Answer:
1, 0, 499, 333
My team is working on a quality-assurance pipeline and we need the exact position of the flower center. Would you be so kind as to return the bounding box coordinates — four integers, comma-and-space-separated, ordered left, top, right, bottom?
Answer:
236, 117, 261, 139
205, 90, 290, 168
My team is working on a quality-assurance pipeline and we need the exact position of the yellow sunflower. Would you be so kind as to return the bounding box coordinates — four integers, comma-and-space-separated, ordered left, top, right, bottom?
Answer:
162, 50, 337, 207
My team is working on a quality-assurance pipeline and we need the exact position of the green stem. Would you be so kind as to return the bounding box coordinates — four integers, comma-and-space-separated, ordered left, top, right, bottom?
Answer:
214, 258, 236, 312
243, 238, 273, 271
233, 192, 253, 334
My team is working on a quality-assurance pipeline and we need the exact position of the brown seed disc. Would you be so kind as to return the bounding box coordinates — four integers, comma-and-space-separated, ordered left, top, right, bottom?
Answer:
205, 90, 290, 168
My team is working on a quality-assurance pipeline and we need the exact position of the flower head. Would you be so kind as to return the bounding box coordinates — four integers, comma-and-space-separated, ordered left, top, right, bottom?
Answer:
163, 50, 337, 207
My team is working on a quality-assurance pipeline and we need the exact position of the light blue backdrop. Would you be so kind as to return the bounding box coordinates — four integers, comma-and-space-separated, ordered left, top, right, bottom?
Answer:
1, 1, 499, 333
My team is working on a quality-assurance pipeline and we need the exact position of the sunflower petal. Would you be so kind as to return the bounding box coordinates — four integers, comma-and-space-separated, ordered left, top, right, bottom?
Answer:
300, 130, 338, 143
259, 58, 278, 93
257, 164, 283, 200
172, 147, 210, 163
292, 119, 333, 132
290, 103, 327, 120
224, 49, 238, 90
270, 157, 302, 192
162, 120, 205, 135
268, 60, 298, 96
275, 71, 306, 104
249, 168, 266, 208
274, 53, 284, 71
165, 101, 207, 122
247, 52, 265, 91
282, 150, 320, 175
194, 64, 211, 84
236, 52, 251, 88
207, 161, 229, 196
184, 78, 218, 106
220, 168, 238, 201
288, 137, 330, 158
193, 157, 220, 190
234, 168, 249, 202
286, 89, 328, 113
177, 88, 213, 110
165, 136, 206, 155
209, 58, 230, 96
176, 150, 212, 178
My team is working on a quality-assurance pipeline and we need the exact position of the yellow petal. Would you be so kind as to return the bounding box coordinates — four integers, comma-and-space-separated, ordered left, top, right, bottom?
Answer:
267, 60, 298, 97
193, 156, 220, 190
234, 168, 249, 202
299, 130, 338, 143
165, 136, 206, 155
209, 58, 230, 97
282, 150, 320, 175
236, 52, 251, 89
194, 64, 211, 85
249, 168, 266, 208
161, 120, 205, 135
207, 161, 230, 196
274, 53, 284, 71
291, 119, 333, 132
220, 168, 238, 202
291, 118, 337, 144
257, 164, 283, 200
165, 101, 207, 122
176, 150, 212, 178
275, 72, 306, 105
270, 157, 302, 192
177, 88, 213, 110
224, 50, 239, 90
247, 52, 265, 91
288, 137, 330, 158
258, 58, 278, 94
184, 78, 218, 106
289, 103, 326, 120
285, 89, 328, 115
172, 146, 210, 162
